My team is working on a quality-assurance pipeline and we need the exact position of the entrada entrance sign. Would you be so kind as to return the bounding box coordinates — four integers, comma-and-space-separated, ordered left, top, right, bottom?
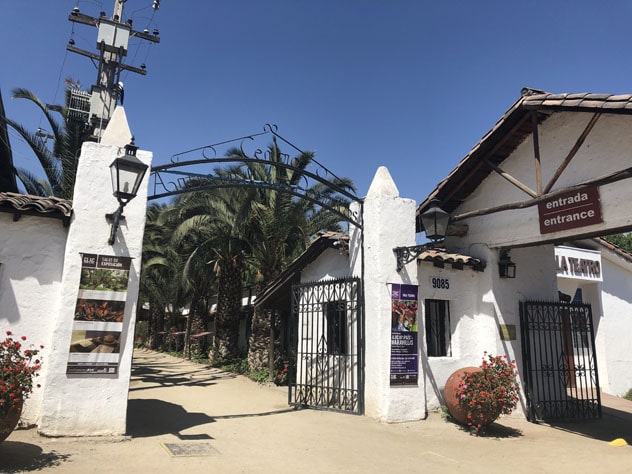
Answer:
538, 187, 602, 234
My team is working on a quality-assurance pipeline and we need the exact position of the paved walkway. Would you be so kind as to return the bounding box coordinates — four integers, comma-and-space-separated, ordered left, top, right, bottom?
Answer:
1, 349, 631, 473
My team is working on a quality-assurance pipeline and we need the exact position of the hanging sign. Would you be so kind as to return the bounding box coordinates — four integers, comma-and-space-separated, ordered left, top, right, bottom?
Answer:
390, 283, 419, 386
66, 253, 132, 375
538, 187, 602, 234
555, 246, 602, 281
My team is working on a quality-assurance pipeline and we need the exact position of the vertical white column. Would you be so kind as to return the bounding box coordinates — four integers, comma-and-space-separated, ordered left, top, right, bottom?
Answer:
39, 107, 151, 436
350, 166, 425, 422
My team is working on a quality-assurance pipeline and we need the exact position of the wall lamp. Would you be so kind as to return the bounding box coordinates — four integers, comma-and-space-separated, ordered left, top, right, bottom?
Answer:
394, 199, 450, 272
498, 249, 516, 278
106, 139, 148, 245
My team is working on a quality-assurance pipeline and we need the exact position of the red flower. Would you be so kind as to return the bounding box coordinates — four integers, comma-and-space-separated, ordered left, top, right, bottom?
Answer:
1, 332, 43, 415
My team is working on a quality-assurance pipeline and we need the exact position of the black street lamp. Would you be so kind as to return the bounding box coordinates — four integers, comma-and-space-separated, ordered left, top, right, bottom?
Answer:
106, 139, 148, 245
419, 199, 450, 242
498, 249, 517, 278
394, 199, 450, 272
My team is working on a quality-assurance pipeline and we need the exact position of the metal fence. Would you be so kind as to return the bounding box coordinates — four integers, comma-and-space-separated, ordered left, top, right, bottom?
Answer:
289, 277, 364, 414
520, 300, 601, 421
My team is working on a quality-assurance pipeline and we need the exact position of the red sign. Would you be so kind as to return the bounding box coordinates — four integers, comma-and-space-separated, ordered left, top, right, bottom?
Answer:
538, 187, 602, 234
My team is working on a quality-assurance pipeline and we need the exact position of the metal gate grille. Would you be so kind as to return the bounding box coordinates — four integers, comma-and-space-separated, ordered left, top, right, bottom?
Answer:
289, 277, 364, 414
520, 300, 601, 421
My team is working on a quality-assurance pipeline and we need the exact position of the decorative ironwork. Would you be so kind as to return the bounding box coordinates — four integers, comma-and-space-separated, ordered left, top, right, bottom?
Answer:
393, 244, 433, 272
148, 125, 363, 228
520, 300, 601, 421
289, 277, 364, 414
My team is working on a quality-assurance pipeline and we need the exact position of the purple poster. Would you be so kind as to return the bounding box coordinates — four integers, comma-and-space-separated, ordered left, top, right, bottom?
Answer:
390, 283, 419, 386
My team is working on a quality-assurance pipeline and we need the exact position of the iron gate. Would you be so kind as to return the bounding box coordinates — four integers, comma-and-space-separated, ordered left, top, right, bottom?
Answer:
289, 277, 364, 414
520, 300, 601, 421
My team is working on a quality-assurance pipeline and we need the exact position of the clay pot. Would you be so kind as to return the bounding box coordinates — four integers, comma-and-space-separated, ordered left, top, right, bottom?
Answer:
444, 366, 503, 429
444, 366, 481, 425
0, 405, 22, 444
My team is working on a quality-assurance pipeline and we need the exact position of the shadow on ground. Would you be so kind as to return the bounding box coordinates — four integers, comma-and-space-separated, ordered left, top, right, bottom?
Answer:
445, 416, 524, 438
126, 398, 298, 438
129, 364, 236, 392
545, 406, 632, 445
0, 439, 71, 471
126, 399, 215, 437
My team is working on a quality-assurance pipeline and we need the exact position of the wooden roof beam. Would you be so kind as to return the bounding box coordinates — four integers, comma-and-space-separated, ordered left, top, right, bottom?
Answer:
543, 113, 601, 194
440, 113, 533, 205
451, 165, 632, 222
483, 158, 538, 198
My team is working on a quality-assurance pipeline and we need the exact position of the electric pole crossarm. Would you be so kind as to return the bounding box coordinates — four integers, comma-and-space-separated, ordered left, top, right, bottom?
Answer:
131, 31, 160, 43
66, 0, 160, 140
68, 12, 99, 27
118, 63, 148, 75
66, 44, 100, 62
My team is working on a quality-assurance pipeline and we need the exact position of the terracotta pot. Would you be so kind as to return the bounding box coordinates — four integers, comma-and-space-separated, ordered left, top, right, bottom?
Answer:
444, 367, 502, 429
444, 366, 481, 425
0, 405, 22, 444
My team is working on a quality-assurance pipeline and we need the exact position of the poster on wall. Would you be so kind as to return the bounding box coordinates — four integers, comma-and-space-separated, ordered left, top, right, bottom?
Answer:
390, 283, 419, 386
66, 253, 132, 375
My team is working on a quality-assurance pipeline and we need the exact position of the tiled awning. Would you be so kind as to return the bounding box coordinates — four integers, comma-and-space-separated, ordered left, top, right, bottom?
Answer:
0, 191, 73, 226
417, 247, 485, 272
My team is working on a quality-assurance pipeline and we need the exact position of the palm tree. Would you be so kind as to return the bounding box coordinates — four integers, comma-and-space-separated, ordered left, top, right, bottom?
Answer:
170, 181, 251, 361
228, 142, 356, 372
0, 89, 18, 193
0, 81, 88, 198
140, 203, 187, 349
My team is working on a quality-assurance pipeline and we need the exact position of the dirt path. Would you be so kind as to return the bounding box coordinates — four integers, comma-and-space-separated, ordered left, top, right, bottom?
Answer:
1, 349, 631, 473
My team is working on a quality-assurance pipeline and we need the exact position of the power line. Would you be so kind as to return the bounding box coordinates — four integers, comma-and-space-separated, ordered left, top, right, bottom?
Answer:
66, 0, 160, 140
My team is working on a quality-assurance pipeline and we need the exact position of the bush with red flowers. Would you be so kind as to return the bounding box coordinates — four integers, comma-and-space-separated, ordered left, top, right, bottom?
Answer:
274, 366, 288, 386
454, 353, 520, 435
0, 331, 43, 416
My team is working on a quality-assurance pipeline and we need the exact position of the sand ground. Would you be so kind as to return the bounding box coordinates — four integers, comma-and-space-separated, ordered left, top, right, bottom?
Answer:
1, 349, 631, 473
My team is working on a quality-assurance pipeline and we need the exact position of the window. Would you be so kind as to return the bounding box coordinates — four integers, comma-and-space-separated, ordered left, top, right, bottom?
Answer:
325, 300, 347, 355
425, 299, 451, 357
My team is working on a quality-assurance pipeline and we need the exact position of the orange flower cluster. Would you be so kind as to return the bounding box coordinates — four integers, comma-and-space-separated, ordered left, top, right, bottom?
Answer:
454, 353, 520, 435
1, 331, 43, 415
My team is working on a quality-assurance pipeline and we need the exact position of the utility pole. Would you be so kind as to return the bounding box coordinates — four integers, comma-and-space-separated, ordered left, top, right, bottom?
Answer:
67, 0, 160, 140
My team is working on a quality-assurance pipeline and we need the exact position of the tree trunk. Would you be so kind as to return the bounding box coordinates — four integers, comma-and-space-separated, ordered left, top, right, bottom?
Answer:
147, 307, 165, 350
210, 256, 243, 363
248, 306, 271, 372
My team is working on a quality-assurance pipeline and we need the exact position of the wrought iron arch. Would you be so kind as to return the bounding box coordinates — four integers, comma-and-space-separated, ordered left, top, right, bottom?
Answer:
148, 125, 363, 228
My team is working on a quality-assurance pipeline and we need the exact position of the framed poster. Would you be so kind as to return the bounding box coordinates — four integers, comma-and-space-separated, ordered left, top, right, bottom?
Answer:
66, 253, 131, 375
390, 283, 419, 386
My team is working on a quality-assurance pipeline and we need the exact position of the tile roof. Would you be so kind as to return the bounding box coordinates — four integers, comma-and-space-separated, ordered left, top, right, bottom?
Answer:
417, 247, 485, 272
255, 231, 349, 308
592, 237, 632, 264
417, 88, 632, 232
0, 192, 73, 225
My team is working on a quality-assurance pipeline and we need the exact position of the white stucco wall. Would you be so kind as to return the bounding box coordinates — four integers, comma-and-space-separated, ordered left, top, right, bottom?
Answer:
356, 167, 425, 422
590, 250, 632, 396
425, 233, 559, 415
301, 248, 351, 281
38, 108, 151, 436
457, 112, 632, 248
0, 213, 68, 425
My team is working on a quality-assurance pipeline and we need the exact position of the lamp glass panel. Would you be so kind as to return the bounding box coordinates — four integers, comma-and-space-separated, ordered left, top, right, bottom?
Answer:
109, 154, 148, 200
421, 206, 449, 240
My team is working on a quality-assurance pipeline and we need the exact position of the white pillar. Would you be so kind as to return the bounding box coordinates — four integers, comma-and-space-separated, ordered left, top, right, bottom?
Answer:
38, 107, 151, 436
351, 166, 425, 422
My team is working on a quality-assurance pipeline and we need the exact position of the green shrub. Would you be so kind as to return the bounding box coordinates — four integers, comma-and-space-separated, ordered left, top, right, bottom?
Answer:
624, 388, 632, 402
212, 357, 248, 374
247, 368, 270, 384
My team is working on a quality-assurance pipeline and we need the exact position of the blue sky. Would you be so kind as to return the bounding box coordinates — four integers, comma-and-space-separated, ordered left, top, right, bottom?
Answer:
3, 1, 632, 205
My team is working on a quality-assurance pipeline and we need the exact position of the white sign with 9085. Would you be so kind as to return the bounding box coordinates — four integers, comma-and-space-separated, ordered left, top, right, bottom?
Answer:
429, 276, 450, 291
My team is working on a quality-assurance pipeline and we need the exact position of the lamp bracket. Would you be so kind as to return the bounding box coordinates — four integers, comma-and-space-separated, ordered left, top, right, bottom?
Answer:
106, 201, 126, 245
105, 211, 126, 224
394, 244, 433, 272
